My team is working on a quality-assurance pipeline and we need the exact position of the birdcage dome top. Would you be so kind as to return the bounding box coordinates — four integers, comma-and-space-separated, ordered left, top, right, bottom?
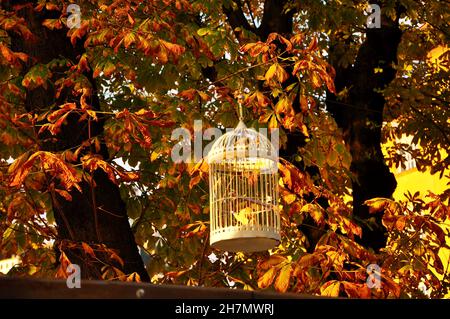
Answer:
207, 121, 278, 167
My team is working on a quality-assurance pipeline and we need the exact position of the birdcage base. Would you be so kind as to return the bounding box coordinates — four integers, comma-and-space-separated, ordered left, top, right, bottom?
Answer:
210, 230, 280, 252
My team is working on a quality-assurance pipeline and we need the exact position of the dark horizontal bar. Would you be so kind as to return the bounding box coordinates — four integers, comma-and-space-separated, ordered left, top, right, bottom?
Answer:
0, 276, 318, 299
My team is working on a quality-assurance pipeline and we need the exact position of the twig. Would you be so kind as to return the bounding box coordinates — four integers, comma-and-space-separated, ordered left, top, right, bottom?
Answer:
197, 233, 210, 286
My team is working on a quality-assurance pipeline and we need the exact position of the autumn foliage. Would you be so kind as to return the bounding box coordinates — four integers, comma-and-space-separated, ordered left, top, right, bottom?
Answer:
0, 0, 449, 298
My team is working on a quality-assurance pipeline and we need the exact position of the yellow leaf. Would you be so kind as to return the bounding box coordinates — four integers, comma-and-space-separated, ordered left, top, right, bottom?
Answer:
427, 45, 449, 71
86, 109, 97, 121
103, 61, 116, 77
268, 114, 278, 128
364, 197, 392, 213
300, 124, 309, 137
325, 250, 346, 271
274, 264, 292, 293
233, 207, 252, 225
283, 193, 296, 204
7, 151, 31, 175
296, 254, 323, 271
275, 97, 291, 114
150, 151, 160, 162
265, 64, 277, 82
189, 159, 209, 175
166, 269, 189, 278
320, 280, 341, 297
403, 64, 412, 72
293, 60, 308, 75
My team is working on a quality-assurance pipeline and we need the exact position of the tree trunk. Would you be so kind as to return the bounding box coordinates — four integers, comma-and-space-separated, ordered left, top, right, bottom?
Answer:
326, 14, 403, 250
3, 1, 149, 280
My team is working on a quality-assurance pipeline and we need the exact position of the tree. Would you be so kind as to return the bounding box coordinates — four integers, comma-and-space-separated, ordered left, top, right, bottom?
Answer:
0, 0, 448, 298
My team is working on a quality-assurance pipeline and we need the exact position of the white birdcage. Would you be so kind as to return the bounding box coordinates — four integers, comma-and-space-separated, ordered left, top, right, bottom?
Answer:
207, 120, 280, 252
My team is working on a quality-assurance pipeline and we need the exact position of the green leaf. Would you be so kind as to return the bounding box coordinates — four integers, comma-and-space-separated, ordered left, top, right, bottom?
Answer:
197, 28, 210, 36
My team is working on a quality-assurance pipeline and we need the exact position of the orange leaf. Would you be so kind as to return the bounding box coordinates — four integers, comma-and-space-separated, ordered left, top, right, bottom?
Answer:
81, 242, 96, 259
179, 88, 197, 100
166, 269, 189, 278
259, 254, 287, 270
127, 13, 135, 25
55, 189, 73, 201
126, 272, 141, 282
310, 71, 322, 89
257, 267, 277, 289
290, 33, 304, 46
189, 174, 202, 189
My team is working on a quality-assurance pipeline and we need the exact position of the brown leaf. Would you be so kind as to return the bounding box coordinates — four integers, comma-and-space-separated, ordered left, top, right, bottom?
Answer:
342, 281, 371, 298
307, 37, 318, 51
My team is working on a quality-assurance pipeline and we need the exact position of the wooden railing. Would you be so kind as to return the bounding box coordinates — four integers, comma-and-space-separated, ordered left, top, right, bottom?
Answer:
0, 276, 315, 299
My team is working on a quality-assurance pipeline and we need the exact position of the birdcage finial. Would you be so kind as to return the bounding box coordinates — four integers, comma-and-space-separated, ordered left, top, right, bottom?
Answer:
235, 81, 246, 122
237, 93, 244, 122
